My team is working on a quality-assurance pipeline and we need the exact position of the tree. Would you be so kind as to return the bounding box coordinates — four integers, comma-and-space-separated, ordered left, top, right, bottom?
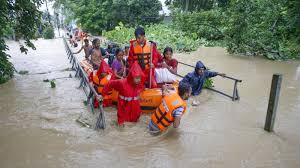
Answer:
56, 0, 162, 35
165, 0, 228, 12
0, 0, 42, 84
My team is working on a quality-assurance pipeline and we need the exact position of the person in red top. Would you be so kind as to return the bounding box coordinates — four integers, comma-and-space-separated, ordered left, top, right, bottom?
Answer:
128, 27, 161, 88
157, 47, 178, 74
102, 62, 145, 125
96, 60, 114, 81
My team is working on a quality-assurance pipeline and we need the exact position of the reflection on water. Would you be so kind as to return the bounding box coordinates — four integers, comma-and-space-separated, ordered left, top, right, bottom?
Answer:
0, 39, 299, 168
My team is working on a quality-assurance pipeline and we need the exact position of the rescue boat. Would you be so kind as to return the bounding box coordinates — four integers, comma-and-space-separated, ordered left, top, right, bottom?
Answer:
80, 59, 178, 114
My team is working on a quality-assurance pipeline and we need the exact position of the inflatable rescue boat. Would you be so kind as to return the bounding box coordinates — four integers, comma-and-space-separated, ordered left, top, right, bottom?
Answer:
80, 59, 178, 113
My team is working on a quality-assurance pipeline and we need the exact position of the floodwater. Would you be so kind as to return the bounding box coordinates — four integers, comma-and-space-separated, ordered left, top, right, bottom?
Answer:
0, 38, 299, 168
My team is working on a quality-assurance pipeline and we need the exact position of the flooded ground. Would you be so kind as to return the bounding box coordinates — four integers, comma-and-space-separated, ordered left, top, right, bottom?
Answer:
0, 38, 299, 168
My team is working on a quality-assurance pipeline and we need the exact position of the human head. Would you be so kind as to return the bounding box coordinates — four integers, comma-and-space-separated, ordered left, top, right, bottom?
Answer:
69, 35, 73, 39
107, 43, 112, 49
127, 62, 145, 87
163, 47, 173, 60
134, 27, 145, 45
124, 46, 129, 52
178, 82, 191, 100
100, 72, 107, 78
115, 48, 124, 61
92, 38, 100, 49
195, 61, 207, 76
84, 39, 89, 46
133, 76, 141, 85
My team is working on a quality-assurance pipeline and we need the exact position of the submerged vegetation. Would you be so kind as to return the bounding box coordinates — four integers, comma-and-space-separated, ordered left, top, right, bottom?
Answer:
50, 80, 56, 88
18, 70, 29, 75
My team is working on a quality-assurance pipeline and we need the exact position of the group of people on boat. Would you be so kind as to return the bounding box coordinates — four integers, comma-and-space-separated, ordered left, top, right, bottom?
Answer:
69, 27, 225, 134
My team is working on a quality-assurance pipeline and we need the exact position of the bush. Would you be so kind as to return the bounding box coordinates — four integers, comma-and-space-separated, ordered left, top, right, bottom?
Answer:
171, 0, 300, 60
103, 23, 201, 52
43, 25, 55, 39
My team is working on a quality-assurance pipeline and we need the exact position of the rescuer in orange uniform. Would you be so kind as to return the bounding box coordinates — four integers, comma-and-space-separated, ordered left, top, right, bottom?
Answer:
148, 82, 191, 134
128, 27, 161, 88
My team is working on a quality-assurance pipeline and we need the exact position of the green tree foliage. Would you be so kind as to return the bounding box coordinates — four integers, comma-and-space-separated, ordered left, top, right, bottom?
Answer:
165, 0, 228, 11
56, 0, 162, 35
173, 9, 224, 41
172, 0, 300, 60
0, 0, 42, 84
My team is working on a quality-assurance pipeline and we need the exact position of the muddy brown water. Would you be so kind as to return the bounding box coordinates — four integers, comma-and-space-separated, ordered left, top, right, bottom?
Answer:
0, 38, 299, 168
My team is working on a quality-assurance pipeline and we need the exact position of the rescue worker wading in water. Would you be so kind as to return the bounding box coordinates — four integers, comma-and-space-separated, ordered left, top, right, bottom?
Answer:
148, 82, 191, 134
102, 62, 145, 126
128, 27, 160, 88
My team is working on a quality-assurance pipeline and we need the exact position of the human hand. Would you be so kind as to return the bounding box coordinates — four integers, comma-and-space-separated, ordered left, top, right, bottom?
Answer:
96, 95, 103, 102
218, 73, 226, 77
161, 63, 168, 68
192, 100, 200, 106
162, 85, 169, 96
150, 63, 154, 68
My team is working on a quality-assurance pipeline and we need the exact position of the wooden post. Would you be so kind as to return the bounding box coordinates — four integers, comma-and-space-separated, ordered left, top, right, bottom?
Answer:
264, 74, 282, 132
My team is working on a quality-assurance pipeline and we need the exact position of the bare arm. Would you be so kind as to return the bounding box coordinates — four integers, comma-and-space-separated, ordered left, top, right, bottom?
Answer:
217, 72, 226, 77
167, 66, 177, 74
103, 79, 123, 95
173, 116, 181, 128
73, 46, 83, 54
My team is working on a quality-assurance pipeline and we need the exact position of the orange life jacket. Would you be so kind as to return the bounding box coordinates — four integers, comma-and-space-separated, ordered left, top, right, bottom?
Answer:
151, 93, 186, 131
92, 72, 112, 98
132, 40, 152, 70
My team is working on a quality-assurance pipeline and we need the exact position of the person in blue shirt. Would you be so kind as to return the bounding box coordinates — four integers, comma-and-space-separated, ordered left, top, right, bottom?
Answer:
180, 61, 226, 96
